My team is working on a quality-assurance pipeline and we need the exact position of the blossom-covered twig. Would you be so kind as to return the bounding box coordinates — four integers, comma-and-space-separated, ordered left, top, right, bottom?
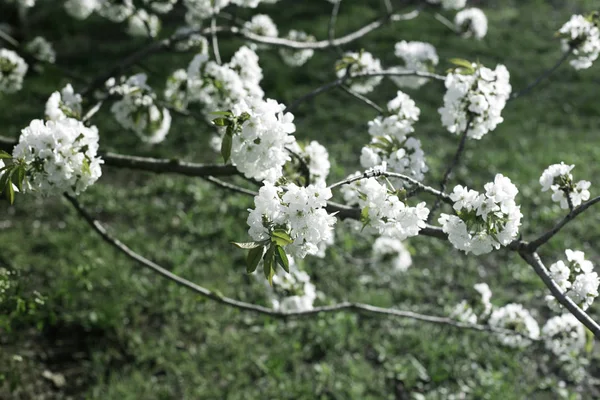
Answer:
519, 251, 600, 338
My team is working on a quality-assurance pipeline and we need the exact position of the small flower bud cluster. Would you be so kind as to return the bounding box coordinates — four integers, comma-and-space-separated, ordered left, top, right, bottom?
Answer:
247, 182, 337, 259
228, 98, 296, 182
45, 84, 83, 121
450, 283, 493, 324
336, 51, 383, 94
440, 174, 522, 255
268, 264, 317, 312
558, 14, 600, 70
361, 91, 427, 185
390, 41, 438, 89
108, 73, 172, 144
539, 163, 590, 209
12, 118, 103, 195
371, 237, 413, 273
541, 314, 586, 357
341, 175, 430, 241
488, 303, 540, 348
455, 8, 488, 40
25, 37, 56, 64
547, 249, 599, 311
439, 62, 511, 140
0, 49, 28, 94
243, 14, 279, 39
127, 9, 161, 38
187, 46, 264, 117
279, 30, 316, 67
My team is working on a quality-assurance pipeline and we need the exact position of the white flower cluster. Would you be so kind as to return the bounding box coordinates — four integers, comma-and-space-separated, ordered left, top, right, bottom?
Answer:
426, 0, 466, 10
289, 141, 331, 185
173, 28, 209, 52
247, 182, 337, 259
97, 0, 134, 22
455, 8, 488, 40
25, 36, 56, 64
12, 118, 103, 195
244, 14, 279, 39
558, 14, 600, 70
440, 174, 522, 255
228, 98, 296, 182
450, 283, 493, 324
547, 249, 599, 311
439, 63, 511, 140
6, 0, 36, 8
64, 0, 100, 20
187, 46, 264, 117
143, 0, 176, 14
390, 41, 438, 89
268, 264, 317, 312
0, 49, 28, 94
127, 9, 161, 38
488, 303, 540, 348
336, 51, 382, 94
371, 236, 412, 273
183, 0, 279, 25
279, 30, 316, 67
341, 175, 430, 241
539, 162, 591, 209
45, 84, 83, 121
361, 91, 427, 185
541, 314, 586, 357
108, 73, 172, 144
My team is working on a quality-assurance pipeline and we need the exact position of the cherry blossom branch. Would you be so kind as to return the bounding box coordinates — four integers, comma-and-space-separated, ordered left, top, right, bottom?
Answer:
527, 195, 600, 251
64, 193, 533, 339
328, 0, 343, 56
519, 251, 600, 338
327, 169, 453, 204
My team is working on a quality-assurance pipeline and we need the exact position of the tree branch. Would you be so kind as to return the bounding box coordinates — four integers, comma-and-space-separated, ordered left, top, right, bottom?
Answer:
64, 193, 531, 339
510, 50, 572, 101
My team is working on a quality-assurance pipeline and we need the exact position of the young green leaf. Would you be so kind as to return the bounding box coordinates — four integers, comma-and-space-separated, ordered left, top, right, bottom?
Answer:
274, 245, 290, 273
246, 246, 265, 274
263, 246, 275, 285
271, 229, 293, 246
221, 133, 232, 163
212, 118, 228, 127
0, 150, 12, 159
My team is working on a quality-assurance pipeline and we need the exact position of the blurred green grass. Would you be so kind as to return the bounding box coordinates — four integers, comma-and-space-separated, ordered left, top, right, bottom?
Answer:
1, 0, 600, 398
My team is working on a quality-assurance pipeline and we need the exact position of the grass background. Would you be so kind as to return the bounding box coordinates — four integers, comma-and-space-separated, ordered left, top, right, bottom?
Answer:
1, 0, 600, 398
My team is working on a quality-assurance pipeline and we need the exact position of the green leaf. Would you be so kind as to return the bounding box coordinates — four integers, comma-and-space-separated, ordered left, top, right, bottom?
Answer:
449, 58, 473, 69
263, 246, 275, 285
211, 111, 232, 116
585, 327, 594, 354
0, 150, 12, 159
231, 241, 263, 249
221, 133, 232, 163
271, 229, 293, 246
274, 245, 289, 273
246, 246, 265, 274
14, 166, 24, 192
212, 118, 228, 127
5, 179, 14, 205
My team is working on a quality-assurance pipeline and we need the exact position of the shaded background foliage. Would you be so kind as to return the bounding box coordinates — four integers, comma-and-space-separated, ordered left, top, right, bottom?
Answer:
0, 0, 599, 398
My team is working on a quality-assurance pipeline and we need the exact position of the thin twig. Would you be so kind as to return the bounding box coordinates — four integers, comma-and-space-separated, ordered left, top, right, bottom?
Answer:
510, 50, 572, 101
428, 120, 471, 221
339, 85, 384, 114
211, 17, 222, 65
434, 12, 459, 33
202, 176, 258, 197
328, 0, 343, 56
64, 193, 534, 340
287, 70, 444, 112
527, 195, 600, 251
519, 251, 600, 338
